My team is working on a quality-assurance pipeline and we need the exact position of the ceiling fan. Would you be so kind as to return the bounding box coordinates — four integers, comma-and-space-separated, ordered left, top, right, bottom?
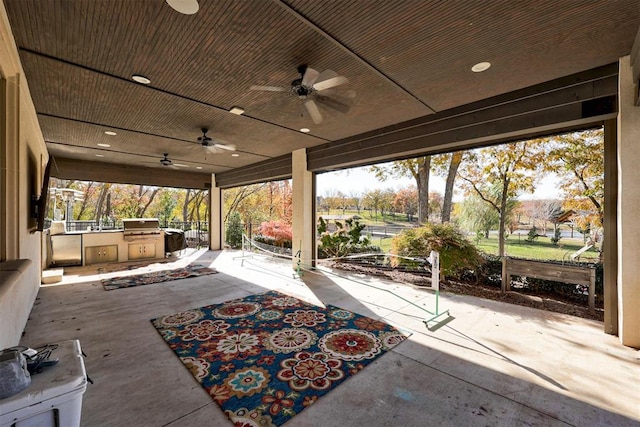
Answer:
250, 65, 355, 125
196, 128, 236, 153
157, 153, 187, 169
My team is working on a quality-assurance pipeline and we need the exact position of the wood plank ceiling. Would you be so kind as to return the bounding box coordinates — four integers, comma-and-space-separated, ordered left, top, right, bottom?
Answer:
4, 0, 640, 188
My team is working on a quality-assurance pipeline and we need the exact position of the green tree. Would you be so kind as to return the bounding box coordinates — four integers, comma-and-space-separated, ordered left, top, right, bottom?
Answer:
226, 211, 244, 248
224, 180, 293, 236
224, 183, 269, 227
348, 190, 362, 215
157, 189, 178, 225
458, 190, 500, 240
362, 189, 384, 219
458, 140, 543, 258
541, 129, 604, 231
379, 189, 396, 219
371, 157, 431, 223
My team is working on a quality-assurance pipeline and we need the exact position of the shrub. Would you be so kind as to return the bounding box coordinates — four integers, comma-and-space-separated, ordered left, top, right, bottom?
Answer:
317, 217, 379, 258
550, 227, 562, 245
390, 222, 484, 279
525, 226, 539, 242
226, 212, 244, 249
253, 235, 292, 249
259, 220, 292, 247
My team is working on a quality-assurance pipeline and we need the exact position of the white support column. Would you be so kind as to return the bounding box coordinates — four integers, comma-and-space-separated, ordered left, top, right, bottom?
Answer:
209, 174, 222, 250
291, 149, 315, 270
617, 55, 640, 348
0, 75, 21, 260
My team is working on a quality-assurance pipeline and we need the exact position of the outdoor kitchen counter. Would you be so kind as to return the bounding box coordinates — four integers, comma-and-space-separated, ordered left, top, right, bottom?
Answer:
79, 229, 165, 266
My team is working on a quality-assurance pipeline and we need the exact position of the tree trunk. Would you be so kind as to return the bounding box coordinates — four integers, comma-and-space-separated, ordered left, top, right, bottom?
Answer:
105, 193, 111, 220
137, 188, 159, 217
76, 182, 94, 219
204, 190, 209, 221
95, 184, 111, 222
441, 152, 462, 223
183, 189, 191, 222
417, 156, 431, 224
498, 177, 510, 259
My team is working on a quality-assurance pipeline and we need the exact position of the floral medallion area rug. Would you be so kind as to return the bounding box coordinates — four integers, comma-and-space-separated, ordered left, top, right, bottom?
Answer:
151, 290, 410, 426
102, 265, 217, 290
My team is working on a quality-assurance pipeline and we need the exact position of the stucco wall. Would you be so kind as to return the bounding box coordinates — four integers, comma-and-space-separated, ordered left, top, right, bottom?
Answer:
0, 3, 48, 349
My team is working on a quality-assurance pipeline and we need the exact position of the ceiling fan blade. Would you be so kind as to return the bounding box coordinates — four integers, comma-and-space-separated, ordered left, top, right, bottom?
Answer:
316, 95, 351, 114
313, 75, 349, 91
304, 99, 323, 124
315, 69, 338, 84
250, 85, 287, 92
317, 88, 356, 99
301, 67, 320, 87
213, 143, 236, 151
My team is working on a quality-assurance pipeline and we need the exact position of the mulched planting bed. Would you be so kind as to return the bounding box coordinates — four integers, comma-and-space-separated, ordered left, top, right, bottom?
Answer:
323, 260, 604, 322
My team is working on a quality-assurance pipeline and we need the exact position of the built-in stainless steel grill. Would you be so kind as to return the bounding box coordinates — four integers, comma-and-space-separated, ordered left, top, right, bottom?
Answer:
122, 218, 162, 242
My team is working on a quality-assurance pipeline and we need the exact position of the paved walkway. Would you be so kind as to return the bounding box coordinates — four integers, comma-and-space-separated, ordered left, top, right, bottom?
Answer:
19, 249, 640, 426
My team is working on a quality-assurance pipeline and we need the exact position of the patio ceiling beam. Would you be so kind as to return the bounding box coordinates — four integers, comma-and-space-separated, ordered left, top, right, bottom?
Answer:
307, 64, 618, 171
214, 154, 293, 189
50, 157, 212, 190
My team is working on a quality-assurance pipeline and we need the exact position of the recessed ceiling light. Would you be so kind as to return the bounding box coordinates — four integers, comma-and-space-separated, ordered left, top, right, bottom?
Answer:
232, 153, 240, 157
196, 166, 202, 170
104, 131, 117, 136
471, 62, 491, 73
300, 128, 310, 133
166, 0, 199, 15
97, 143, 111, 147
229, 106, 245, 115
132, 75, 151, 84
95, 154, 104, 157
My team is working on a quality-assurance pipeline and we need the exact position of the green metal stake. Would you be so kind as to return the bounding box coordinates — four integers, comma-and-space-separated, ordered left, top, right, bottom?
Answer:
423, 251, 450, 325
294, 240, 303, 278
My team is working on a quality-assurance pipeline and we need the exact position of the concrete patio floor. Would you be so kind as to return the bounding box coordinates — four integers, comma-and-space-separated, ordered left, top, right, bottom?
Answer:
19, 249, 640, 426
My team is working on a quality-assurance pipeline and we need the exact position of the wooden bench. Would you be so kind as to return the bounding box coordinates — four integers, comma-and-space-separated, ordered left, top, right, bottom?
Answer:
502, 258, 596, 312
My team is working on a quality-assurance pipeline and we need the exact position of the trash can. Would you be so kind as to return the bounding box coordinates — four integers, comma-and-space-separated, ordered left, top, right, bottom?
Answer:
0, 340, 87, 427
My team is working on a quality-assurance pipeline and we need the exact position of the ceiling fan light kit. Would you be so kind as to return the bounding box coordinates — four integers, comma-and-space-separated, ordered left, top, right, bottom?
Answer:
160, 153, 172, 166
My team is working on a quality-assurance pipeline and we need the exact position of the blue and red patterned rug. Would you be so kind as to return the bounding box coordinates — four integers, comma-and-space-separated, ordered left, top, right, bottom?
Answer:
102, 265, 217, 290
151, 290, 409, 426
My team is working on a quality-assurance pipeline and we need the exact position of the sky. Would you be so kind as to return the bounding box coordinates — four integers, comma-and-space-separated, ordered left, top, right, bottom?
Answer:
315, 165, 562, 201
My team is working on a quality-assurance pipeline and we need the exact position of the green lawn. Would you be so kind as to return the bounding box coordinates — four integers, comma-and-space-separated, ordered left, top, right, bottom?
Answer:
473, 236, 599, 261
318, 209, 414, 226
370, 236, 394, 253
